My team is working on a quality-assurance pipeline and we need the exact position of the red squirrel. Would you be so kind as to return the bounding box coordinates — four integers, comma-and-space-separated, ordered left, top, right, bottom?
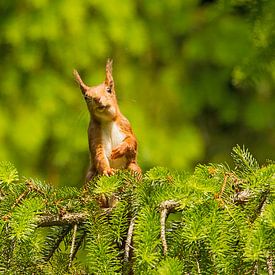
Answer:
74, 59, 142, 182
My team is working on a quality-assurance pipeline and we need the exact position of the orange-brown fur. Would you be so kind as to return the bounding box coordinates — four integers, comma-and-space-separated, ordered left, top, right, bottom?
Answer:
74, 60, 141, 182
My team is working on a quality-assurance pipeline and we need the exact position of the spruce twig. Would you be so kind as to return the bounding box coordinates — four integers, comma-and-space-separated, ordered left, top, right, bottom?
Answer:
38, 213, 88, 227
215, 173, 228, 205
12, 188, 29, 209
251, 189, 269, 223
69, 223, 77, 268
252, 261, 259, 275
195, 250, 201, 275
71, 231, 86, 262
233, 189, 251, 204
231, 145, 259, 175
43, 226, 71, 262
160, 207, 168, 256
124, 216, 135, 262
2, 180, 34, 220
267, 254, 273, 275
159, 200, 180, 256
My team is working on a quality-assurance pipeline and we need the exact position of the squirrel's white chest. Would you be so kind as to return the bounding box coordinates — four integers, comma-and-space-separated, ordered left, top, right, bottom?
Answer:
101, 122, 126, 168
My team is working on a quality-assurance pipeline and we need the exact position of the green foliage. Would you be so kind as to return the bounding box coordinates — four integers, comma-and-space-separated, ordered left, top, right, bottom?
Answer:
9, 197, 44, 241
232, 144, 259, 176
0, 161, 19, 185
109, 200, 129, 246
0, 146, 274, 274
86, 215, 122, 274
133, 206, 162, 273
93, 174, 124, 196
154, 257, 184, 275
0, 0, 275, 186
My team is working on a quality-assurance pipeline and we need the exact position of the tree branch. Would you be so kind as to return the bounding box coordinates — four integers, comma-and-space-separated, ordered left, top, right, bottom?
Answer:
69, 223, 78, 268
71, 231, 86, 262
124, 216, 135, 262
43, 226, 71, 262
251, 189, 270, 223
214, 173, 229, 206
38, 213, 88, 227
159, 200, 180, 256
267, 253, 273, 275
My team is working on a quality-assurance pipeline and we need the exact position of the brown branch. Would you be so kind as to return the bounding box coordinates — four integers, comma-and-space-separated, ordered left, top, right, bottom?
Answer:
219, 174, 228, 198
71, 231, 86, 261
252, 261, 259, 275
159, 200, 180, 256
251, 189, 270, 223
12, 189, 30, 210
195, 250, 201, 274
257, 191, 269, 217
214, 172, 252, 206
160, 207, 168, 256
38, 213, 88, 227
267, 254, 273, 275
233, 189, 251, 204
124, 216, 135, 262
214, 173, 229, 206
2, 180, 35, 221
69, 223, 78, 268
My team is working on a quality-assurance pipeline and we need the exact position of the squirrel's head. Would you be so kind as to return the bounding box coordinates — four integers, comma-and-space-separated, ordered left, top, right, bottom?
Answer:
74, 59, 119, 122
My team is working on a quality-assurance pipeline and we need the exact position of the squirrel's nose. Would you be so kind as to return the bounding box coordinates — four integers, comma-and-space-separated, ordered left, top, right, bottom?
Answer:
93, 96, 103, 106
93, 96, 100, 103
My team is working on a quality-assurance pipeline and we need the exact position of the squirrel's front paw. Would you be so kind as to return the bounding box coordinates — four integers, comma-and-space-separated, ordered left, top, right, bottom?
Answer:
111, 143, 127, 159
103, 168, 116, 176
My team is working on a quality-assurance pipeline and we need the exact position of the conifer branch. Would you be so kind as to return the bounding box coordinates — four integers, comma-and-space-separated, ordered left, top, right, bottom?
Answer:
69, 223, 78, 268
195, 250, 201, 275
220, 173, 228, 195
252, 261, 259, 275
215, 173, 228, 205
0, 153, 273, 274
71, 231, 86, 262
251, 189, 270, 223
233, 189, 251, 204
160, 200, 180, 256
124, 216, 135, 262
267, 254, 273, 275
160, 207, 168, 256
12, 189, 29, 209
231, 145, 259, 175
43, 226, 71, 262
38, 213, 88, 227
2, 180, 34, 220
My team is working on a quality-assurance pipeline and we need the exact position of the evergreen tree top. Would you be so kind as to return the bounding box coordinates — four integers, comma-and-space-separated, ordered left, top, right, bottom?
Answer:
0, 146, 274, 274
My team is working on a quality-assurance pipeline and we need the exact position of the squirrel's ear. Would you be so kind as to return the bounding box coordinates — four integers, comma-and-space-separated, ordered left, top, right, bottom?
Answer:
105, 59, 114, 88
73, 69, 89, 94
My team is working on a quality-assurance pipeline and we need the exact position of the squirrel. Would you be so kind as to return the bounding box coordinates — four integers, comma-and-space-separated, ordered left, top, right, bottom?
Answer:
74, 59, 142, 183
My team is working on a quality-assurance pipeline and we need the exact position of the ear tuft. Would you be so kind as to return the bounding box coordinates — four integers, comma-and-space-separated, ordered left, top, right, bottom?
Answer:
106, 59, 113, 74
105, 59, 114, 87
73, 69, 89, 93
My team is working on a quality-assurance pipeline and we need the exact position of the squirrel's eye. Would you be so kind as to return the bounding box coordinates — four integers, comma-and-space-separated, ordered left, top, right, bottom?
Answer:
106, 87, 112, 94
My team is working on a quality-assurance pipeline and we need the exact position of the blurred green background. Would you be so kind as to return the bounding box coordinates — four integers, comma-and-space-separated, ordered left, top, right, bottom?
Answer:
0, 0, 274, 186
